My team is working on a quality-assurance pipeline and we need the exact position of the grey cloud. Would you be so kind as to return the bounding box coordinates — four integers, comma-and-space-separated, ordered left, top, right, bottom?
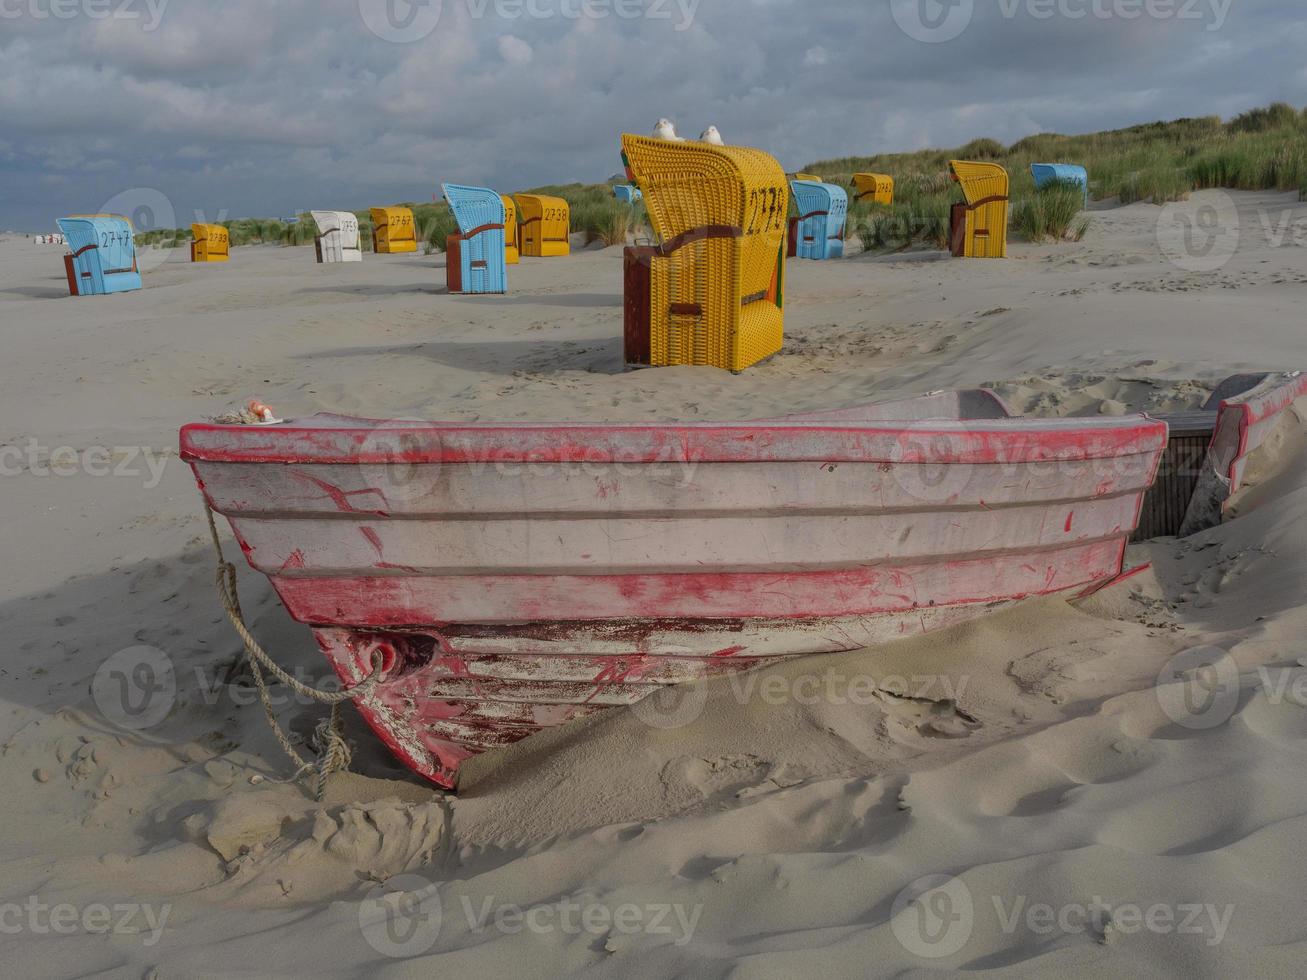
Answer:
0, 0, 1302, 231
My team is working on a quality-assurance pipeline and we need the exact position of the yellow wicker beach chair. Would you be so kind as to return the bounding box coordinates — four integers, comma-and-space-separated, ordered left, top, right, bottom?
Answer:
501, 195, 520, 265
369, 207, 418, 254
851, 173, 894, 206
792, 173, 821, 183
514, 194, 570, 257
948, 161, 1009, 258
191, 223, 230, 262
620, 134, 789, 374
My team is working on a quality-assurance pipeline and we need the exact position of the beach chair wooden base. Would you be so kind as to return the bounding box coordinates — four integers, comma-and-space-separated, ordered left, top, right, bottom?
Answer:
623, 245, 657, 365
63, 254, 81, 296
446, 234, 464, 293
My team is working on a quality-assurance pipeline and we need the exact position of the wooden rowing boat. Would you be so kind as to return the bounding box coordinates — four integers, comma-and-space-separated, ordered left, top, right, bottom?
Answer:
182, 390, 1167, 788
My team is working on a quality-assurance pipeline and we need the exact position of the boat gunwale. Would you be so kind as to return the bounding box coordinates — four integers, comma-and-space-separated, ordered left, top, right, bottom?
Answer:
181, 414, 1170, 466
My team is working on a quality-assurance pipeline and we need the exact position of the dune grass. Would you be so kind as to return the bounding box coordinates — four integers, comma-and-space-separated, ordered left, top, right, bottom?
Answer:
133, 227, 189, 249
1011, 181, 1092, 243
811, 103, 1307, 251
573, 199, 631, 246
134, 216, 318, 249
858, 199, 952, 252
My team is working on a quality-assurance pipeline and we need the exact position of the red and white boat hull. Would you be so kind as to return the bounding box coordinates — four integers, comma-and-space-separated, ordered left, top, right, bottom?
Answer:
182, 391, 1168, 788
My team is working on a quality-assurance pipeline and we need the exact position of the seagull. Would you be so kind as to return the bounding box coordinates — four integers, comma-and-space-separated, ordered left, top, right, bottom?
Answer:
699, 126, 724, 146
653, 118, 686, 142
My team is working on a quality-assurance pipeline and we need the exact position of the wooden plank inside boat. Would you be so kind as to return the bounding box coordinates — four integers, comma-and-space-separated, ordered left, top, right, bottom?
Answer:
1134, 412, 1216, 541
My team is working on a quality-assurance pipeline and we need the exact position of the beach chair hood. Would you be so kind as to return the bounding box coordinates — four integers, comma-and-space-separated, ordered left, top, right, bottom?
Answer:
1031, 163, 1089, 205
852, 173, 894, 205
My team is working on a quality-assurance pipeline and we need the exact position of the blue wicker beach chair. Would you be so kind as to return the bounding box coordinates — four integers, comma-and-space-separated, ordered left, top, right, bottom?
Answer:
442, 184, 508, 295
613, 184, 642, 204
444, 182, 509, 291
56, 215, 142, 296
1031, 163, 1089, 206
446, 182, 512, 291
789, 180, 848, 260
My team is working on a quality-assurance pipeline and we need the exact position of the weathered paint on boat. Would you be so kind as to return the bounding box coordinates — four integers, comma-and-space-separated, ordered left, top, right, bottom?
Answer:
1180, 372, 1307, 534
182, 392, 1168, 788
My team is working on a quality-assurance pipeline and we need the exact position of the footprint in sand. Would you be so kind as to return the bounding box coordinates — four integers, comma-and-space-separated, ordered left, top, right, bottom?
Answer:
661, 754, 779, 804
875, 689, 982, 741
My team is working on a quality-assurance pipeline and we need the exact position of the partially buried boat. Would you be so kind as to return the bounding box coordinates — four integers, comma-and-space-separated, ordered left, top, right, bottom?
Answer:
182, 390, 1170, 788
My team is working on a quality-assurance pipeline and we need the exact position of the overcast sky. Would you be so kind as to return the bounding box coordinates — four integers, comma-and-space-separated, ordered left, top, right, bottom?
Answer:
1, 0, 1303, 231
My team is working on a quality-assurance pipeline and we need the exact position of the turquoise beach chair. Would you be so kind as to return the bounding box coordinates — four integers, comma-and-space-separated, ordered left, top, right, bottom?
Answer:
789, 180, 848, 260
57, 215, 142, 296
442, 184, 508, 294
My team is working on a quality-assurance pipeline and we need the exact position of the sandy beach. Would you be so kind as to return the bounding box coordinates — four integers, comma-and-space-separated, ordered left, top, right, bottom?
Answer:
2, 188, 1306, 977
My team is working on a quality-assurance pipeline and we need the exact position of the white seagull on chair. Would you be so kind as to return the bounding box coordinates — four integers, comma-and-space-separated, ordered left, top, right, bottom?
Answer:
699, 126, 725, 146
653, 118, 686, 141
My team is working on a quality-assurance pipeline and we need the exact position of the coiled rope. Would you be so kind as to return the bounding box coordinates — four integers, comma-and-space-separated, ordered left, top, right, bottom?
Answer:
204, 504, 384, 801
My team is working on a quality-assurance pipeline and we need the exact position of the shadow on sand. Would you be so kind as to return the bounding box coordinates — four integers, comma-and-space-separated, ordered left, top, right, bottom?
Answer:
0, 539, 426, 789
3, 284, 72, 299
296, 336, 627, 376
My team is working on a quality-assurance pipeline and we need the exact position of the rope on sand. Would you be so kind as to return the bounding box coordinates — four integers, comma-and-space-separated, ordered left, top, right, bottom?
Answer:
204, 503, 384, 801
